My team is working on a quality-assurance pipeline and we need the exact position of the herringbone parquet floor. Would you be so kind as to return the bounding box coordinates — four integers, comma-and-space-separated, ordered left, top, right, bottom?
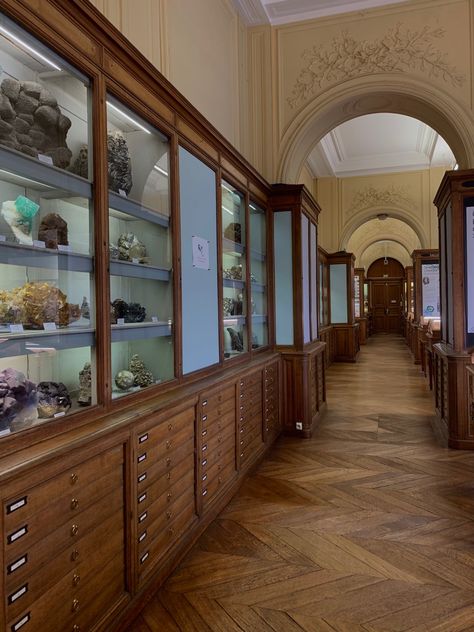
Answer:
128, 335, 474, 632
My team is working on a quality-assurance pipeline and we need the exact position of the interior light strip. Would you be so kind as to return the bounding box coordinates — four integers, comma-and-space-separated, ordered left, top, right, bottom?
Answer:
222, 205, 234, 215
222, 183, 235, 195
0, 26, 61, 71
107, 101, 151, 134
153, 165, 169, 177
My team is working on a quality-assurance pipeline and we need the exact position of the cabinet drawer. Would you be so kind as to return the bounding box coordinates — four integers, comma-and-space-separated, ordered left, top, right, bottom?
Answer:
3, 445, 123, 531
5, 515, 124, 622
238, 371, 262, 390
238, 381, 262, 401
200, 448, 235, 491
237, 394, 262, 416
137, 437, 194, 492
137, 423, 191, 474
138, 498, 196, 583
239, 399, 263, 423
239, 422, 263, 449
136, 456, 194, 516
6, 551, 124, 632
201, 459, 236, 508
200, 432, 235, 475
200, 409, 234, 440
201, 421, 235, 457
265, 363, 278, 377
4, 485, 124, 567
199, 395, 235, 425
200, 384, 235, 412
240, 433, 264, 465
135, 407, 194, 450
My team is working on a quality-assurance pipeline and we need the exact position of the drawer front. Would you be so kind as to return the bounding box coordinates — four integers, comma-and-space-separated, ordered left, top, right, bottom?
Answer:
239, 422, 263, 450
200, 432, 235, 476
201, 419, 235, 457
201, 459, 236, 509
137, 423, 191, 474
3, 445, 123, 531
200, 409, 234, 441
199, 395, 235, 425
200, 448, 235, 491
200, 384, 235, 414
238, 371, 262, 390
137, 437, 194, 492
237, 392, 262, 416
135, 407, 194, 450
240, 433, 264, 465
4, 484, 124, 568
136, 456, 194, 517
238, 381, 262, 401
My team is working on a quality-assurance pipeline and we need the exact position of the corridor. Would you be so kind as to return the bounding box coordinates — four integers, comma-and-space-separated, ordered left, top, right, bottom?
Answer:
130, 335, 474, 632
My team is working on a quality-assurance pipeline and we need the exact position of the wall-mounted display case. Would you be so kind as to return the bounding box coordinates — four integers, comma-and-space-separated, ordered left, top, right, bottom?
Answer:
249, 200, 268, 349
327, 251, 359, 362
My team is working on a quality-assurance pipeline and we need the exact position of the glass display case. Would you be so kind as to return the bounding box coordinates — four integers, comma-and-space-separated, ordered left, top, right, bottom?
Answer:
319, 254, 329, 327
0, 15, 95, 434
354, 274, 361, 318
222, 180, 247, 359
249, 201, 267, 349
106, 96, 173, 398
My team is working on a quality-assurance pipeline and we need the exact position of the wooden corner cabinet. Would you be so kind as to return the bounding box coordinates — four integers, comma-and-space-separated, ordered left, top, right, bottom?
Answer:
433, 170, 474, 448
0, 2, 325, 630
327, 251, 359, 362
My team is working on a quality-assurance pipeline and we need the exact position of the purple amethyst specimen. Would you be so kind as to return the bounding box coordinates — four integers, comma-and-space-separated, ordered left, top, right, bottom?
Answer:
0, 368, 38, 431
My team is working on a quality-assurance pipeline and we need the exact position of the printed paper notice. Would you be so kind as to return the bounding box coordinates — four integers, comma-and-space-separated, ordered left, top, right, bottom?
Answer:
192, 235, 210, 270
421, 262, 440, 318
467, 206, 474, 333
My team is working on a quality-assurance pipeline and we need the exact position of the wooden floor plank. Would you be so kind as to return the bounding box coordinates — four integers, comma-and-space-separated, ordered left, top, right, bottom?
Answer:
131, 335, 474, 631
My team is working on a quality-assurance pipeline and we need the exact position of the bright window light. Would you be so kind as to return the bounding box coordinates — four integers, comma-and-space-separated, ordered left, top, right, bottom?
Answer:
107, 101, 152, 134
0, 25, 61, 71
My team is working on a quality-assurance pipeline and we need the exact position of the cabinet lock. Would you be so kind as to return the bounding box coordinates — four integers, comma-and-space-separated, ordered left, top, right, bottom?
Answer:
71, 598, 79, 612
70, 498, 79, 510
70, 524, 79, 537
72, 574, 80, 587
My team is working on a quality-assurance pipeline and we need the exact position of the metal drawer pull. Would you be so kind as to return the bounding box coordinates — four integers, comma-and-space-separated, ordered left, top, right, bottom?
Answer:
7, 525, 27, 545
138, 473, 147, 483
140, 551, 149, 564
7, 496, 27, 514
70, 498, 79, 510
202, 473, 207, 482
137, 453, 147, 463
166, 457, 171, 466
166, 440, 172, 449
71, 524, 79, 537
202, 399, 208, 407
168, 423, 173, 431
202, 429, 207, 437
202, 415, 207, 422
138, 492, 147, 504
11, 612, 30, 631
8, 583, 28, 605
71, 599, 79, 613
201, 458, 207, 466
7, 555, 27, 575
138, 511, 147, 523
71, 549, 79, 561
139, 433, 148, 444
202, 489, 208, 496
202, 444, 208, 452
72, 574, 80, 587
138, 531, 147, 543
167, 493, 172, 502
70, 473, 78, 484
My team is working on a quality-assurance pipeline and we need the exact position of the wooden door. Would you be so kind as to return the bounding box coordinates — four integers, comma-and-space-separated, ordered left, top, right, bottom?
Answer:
371, 281, 402, 333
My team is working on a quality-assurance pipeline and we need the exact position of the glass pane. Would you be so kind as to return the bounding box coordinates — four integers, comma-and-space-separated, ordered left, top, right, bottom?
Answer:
0, 15, 90, 176
222, 180, 247, 358
354, 274, 361, 318
0, 34, 94, 434
107, 96, 173, 398
250, 201, 267, 349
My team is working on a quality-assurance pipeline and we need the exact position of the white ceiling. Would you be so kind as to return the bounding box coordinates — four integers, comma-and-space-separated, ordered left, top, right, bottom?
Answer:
232, 0, 410, 26
307, 114, 456, 178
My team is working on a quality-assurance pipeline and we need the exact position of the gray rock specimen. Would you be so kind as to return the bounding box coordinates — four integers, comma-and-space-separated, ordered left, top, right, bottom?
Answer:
37, 381, 71, 418
129, 354, 154, 388
0, 368, 38, 430
77, 362, 92, 406
38, 213, 68, 249
115, 370, 135, 391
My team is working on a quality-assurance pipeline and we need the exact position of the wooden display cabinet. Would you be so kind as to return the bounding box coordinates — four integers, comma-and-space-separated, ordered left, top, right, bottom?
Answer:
327, 251, 359, 362
354, 267, 367, 344
433, 171, 474, 448
318, 247, 334, 367
403, 265, 414, 343
411, 249, 440, 366
270, 184, 326, 438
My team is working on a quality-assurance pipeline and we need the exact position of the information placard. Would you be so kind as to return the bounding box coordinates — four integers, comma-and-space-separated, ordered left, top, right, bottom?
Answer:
421, 262, 440, 318
466, 205, 474, 340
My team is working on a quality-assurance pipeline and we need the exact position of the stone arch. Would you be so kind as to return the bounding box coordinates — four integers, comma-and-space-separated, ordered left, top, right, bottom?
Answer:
278, 75, 474, 183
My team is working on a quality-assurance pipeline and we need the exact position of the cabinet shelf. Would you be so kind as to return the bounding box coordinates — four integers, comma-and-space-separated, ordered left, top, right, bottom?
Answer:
0, 327, 95, 358
0, 146, 92, 199
109, 259, 170, 281
0, 242, 93, 273
111, 321, 172, 342
109, 192, 169, 228
251, 314, 267, 324
223, 278, 245, 290
251, 282, 266, 293
223, 238, 245, 256
223, 315, 247, 325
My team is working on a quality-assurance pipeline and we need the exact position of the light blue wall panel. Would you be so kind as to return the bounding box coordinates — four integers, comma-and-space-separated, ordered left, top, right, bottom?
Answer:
274, 211, 294, 345
179, 147, 219, 374
330, 264, 348, 324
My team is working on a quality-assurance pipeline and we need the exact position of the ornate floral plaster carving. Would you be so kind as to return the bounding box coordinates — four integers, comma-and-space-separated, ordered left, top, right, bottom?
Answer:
348, 185, 415, 213
288, 24, 465, 108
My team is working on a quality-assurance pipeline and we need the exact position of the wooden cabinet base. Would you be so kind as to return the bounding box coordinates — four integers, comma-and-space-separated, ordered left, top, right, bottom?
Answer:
356, 318, 368, 345
333, 324, 360, 362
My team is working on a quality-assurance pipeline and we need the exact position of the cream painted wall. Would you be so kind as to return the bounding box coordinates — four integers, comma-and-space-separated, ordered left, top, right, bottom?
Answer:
88, 0, 246, 151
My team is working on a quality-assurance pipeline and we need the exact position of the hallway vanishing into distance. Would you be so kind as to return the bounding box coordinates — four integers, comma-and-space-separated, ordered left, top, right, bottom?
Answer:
130, 335, 474, 632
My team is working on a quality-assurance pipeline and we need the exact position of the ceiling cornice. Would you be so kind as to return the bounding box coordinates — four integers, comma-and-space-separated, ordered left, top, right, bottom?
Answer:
230, 0, 269, 25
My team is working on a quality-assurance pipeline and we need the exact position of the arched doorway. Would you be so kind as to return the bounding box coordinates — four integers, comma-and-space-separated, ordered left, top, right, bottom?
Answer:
367, 257, 405, 334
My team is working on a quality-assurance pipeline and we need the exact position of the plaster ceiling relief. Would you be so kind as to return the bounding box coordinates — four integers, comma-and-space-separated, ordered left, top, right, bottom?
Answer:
349, 184, 415, 213
288, 23, 465, 109
232, 0, 410, 25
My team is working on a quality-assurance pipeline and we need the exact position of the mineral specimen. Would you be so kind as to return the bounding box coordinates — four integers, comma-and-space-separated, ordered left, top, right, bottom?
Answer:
38, 213, 68, 249
129, 354, 154, 388
111, 298, 128, 323
107, 132, 133, 194
77, 362, 92, 406
80, 296, 90, 320
223, 297, 234, 317
0, 196, 40, 246
0, 282, 80, 329
223, 265, 243, 280
37, 381, 71, 418
109, 243, 120, 260
0, 78, 73, 168
111, 298, 146, 324
70, 144, 89, 179
224, 222, 242, 244
0, 368, 38, 431
117, 233, 147, 263
115, 370, 135, 391
227, 327, 244, 352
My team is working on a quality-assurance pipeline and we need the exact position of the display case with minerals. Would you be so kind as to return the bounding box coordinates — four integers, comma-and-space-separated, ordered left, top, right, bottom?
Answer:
249, 201, 268, 349
106, 95, 173, 398
0, 15, 95, 433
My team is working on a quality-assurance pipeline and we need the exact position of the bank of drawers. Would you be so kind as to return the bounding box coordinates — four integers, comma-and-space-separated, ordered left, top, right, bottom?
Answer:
134, 406, 196, 586
198, 384, 236, 512
238, 371, 264, 467
3, 444, 126, 632
264, 361, 280, 442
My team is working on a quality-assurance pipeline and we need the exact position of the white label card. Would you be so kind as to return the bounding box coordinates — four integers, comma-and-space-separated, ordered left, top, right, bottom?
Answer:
9, 324, 24, 334
0, 235, 6, 242
57, 244, 72, 252
54, 411, 66, 418
43, 322, 57, 331
33, 240, 46, 249
117, 318, 125, 326
151, 316, 159, 323
192, 235, 210, 270
132, 258, 139, 264
118, 189, 127, 197
38, 153, 53, 165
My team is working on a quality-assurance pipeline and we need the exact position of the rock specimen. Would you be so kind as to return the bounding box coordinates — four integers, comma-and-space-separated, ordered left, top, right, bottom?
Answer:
227, 327, 244, 352
223, 297, 234, 317
115, 369, 135, 391
223, 265, 243, 280
109, 243, 119, 260
0, 368, 38, 431
36, 381, 71, 418
111, 298, 146, 324
129, 354, 154, 388
117, 233, 147, 263
224, 222, 242, 243
107, 132, 133, 194
70, 144, 88, 179
0, 196, 40, 245
38, 213, 68, 249
0, 78, 72, 168
77, 362, 92, 406
0, 282, 81, 329
80, 296, 90, 320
